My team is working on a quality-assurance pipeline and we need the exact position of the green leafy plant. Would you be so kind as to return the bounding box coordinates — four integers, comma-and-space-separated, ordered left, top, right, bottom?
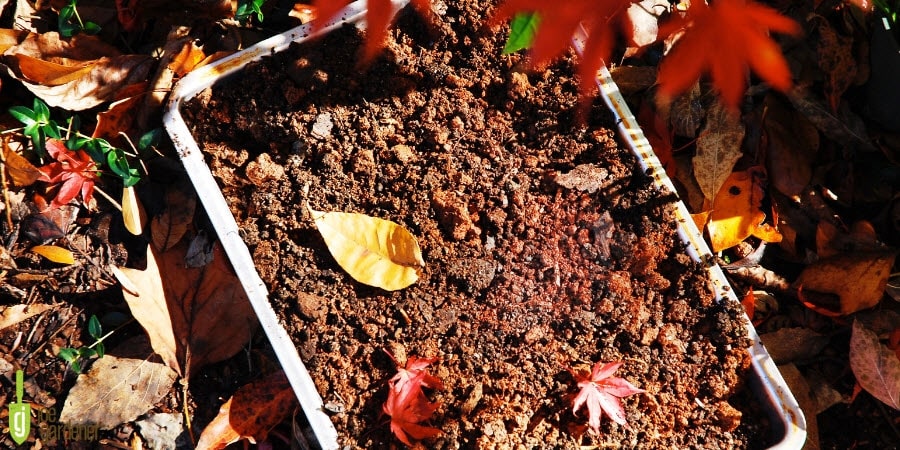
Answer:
8, 98, 61, 158
58, 0, 102, 37
8, 98, 142, 187
235, 0, 266, 24
58, 315, 108, 373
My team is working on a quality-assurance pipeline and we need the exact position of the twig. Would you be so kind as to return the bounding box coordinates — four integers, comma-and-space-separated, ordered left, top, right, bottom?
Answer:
0, 142, 13, 229
92, 185, 122, 211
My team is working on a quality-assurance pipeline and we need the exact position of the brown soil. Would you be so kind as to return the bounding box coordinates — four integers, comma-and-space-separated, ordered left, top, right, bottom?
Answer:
183, 1, 770, 448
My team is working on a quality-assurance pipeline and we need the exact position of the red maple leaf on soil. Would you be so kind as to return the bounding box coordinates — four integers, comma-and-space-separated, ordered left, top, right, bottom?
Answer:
313, 0, 433, 63
656, 0, 800, 109
569, 361, 645, 434
37, 138, 99, 210
490, 0, 636, 102
382, 351, 442, 445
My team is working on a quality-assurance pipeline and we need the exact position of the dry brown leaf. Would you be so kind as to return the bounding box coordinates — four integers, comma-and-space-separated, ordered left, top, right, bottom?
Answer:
92, 82, 147, 141
706, 168, 782, 252
150, 186, 196, 251
0, 303, 54, 331
2, 137, 42, 187
810, 14, 857, 112
787, 86, 875, 152
763, 94, 817, 200
0, 29, 26, 53
850, 320, 900, 410
196, 370, 296, 450
665, 81, 704, 138
816, 220, 883, 259
1, 32, 153, 110
122, 185, 146, 236
115, 242, 257, 376
673, 152, 706, 212
759, 327, 830, 364
59, 336, 177, 429
308, 205, 424, 291
31, 245, 75, 264
793, 250, 898, 315
693, 100, 745, 201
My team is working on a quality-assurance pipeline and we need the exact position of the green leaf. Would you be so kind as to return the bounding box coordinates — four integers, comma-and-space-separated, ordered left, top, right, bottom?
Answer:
503, 12, 541, 54
107, 150, 133, 179
83, 21, 101, 35
8, 106, 37, 126
78, 347, 97, 359
122, 169, 141, 187
82, 139, 106, 163
88, 315, 102, 339
94, 341, 105, 359
70, 360, 82, 373
138, 128, 163, 152
34, 98, 50, 123
58, 347, 78, 363
42, 121, 61, 140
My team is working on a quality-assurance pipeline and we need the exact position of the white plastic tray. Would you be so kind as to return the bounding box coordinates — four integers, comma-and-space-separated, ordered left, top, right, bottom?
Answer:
163, 2, 807, 448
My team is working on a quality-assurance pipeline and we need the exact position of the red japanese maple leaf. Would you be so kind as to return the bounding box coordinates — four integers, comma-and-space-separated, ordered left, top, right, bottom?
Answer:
312, 0, 433, 64
383, 370, 442, 446
37, 138, 99, 211
569, 361, 644, 434
490, 0, 636, 102
386, 351, 444, 393
656, 0, 800, 109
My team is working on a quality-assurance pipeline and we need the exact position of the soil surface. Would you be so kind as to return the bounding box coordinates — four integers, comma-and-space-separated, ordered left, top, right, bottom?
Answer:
183, 1, 770, 448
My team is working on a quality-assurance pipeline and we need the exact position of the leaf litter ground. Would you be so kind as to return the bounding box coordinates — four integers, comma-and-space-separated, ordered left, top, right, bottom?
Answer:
183, 1, 770, 447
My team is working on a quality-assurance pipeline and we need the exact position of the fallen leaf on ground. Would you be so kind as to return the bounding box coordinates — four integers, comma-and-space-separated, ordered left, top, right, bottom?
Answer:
308, 205, 424, 291
151, 185, 197, 251
383, 370, 442, 446
656, 0, 799, 108
763, 94, 817, 200
810, 14, 857, 112
793, 250, 898, 315
850, 320, 900, 410
759, 327, 830, 364
568, 361, 645, 434
0, 303, 54, 331
115, 242, 258, 376
693, 101, 745, 201
2, 137, 42, 187
31, 244, 75, 264
122, 185, 146, 236
58, 336, 178, 429
1, 31, 153, 110
196, 371, 296, 450
706, 168, 782, 252
92, 82, 147, 142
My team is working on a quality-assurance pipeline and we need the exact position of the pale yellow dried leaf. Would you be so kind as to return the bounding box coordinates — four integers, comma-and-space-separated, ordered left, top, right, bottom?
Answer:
0, 303, 54, 331
793, 250, 898, 315
308, 205, 424, 291
31, 245, 75, 264
58, 336, 177, 429
122, 186, 146, 236
693, 100, 745, 201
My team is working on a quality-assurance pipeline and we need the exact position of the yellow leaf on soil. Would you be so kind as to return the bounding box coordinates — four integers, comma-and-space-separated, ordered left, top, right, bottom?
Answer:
31, 245, 75, 264
196, 371, 296, 450
308, 205, 424, 291
793, 250, 898, 315
122, 186, 147, 236
707, 168, 782, 252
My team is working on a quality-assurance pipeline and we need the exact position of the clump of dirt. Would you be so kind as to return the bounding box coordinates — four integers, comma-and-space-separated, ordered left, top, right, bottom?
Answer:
183, 0, 772, 448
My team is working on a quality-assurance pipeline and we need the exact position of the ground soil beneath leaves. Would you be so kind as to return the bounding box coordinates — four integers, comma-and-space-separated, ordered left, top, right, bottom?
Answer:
182, 1, 772, 448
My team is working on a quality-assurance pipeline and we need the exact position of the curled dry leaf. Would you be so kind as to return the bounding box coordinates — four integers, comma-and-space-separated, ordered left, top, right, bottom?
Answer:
196, 371, 297, 450
850, 320, 900, 410
2, 137, 42, 187
0, 303, 54, 331
706, 168, 782, 252
307, 204, 424, 291
115, 242, 257, 376
31, 245, 75, 265
693, 100, 745, 201
1, 31, 153, 110
793, 250, 898, 315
